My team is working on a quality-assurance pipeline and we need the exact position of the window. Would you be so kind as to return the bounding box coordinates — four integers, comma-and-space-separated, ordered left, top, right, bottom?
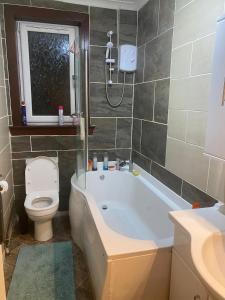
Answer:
17, 21, 80, 124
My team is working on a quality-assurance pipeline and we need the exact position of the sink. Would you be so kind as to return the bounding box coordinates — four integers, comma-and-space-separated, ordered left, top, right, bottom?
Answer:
202, 233, 225, 287
192, 232, 225, 300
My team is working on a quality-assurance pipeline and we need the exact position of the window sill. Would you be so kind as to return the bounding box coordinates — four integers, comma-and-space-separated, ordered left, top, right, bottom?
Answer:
9, 125, 95, 136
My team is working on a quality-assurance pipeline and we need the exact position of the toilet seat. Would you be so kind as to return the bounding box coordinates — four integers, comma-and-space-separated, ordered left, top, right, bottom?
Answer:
25, 191, 59, 217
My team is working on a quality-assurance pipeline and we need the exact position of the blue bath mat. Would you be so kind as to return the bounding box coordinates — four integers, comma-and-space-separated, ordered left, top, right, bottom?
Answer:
7, 241, 75, 300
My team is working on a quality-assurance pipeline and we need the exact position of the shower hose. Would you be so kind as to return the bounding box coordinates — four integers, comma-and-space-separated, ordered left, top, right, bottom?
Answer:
105, 64, 126, 108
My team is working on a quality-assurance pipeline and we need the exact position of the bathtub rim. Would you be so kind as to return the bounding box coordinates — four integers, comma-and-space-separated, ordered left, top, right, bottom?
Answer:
70, 164, 192, 259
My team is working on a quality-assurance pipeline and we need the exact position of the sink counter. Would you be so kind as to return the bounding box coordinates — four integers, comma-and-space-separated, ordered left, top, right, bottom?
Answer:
170, 206, 225, 300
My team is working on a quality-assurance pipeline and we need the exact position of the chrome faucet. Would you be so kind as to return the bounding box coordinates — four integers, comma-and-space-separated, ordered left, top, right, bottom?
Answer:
116, 159, 133, 172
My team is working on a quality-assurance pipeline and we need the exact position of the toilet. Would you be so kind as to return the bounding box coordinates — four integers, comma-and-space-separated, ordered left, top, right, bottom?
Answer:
24, 156, 59, 241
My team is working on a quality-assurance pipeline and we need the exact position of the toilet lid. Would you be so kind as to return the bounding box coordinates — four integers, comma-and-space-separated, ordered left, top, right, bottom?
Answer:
25, 157, 59, 194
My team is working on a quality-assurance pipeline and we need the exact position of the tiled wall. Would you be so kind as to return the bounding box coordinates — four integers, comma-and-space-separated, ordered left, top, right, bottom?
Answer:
0, 12, 14, 239
132, 0, 218, 208
166, 0, 225, 203
0, 0, 137, 219
89, 7, 137, 161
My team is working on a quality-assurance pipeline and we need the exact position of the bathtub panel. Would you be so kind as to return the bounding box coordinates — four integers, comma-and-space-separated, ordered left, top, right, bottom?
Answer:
69, 188, 86, 250
110, 248, 171, 300
83, 202, 110, 300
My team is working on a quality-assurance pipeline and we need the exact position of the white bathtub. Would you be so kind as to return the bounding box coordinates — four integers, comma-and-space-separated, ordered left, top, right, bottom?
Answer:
69, 164, 191, 300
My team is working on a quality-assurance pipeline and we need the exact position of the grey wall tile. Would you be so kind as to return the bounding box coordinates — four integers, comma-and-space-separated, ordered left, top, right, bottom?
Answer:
12, 160, 25, 185
31, 136, 83, 151
58, 150, 76, 211
151, 161, 182, 194
0, 0, 29, 4
2, 39, 8, 79
90, 46, 117, 83
116, 118, 132, 148
90, 7, 117, 46
132, 118, 141, 152
5, 80, 11, 115
31, 0, 88, 13
144, 29, 173, 81
12, 151, 57, 159
141, 121, 167, 165
138, 0, 159, 46
11, 136, 31, 152
118, 71, 134, 84
133, 82, 154, 121
90, 83, 133, 117
132, 150, 151, 173
182, 181, 217, 207
158, 0, 175, 34
0, 5, 5, 38
14, 185, 28, 234
135, 45, 145, 83
89, 118, 116, 149
154, 79, 170, 124
119, 10, 137, 45
89, 148, 130, 161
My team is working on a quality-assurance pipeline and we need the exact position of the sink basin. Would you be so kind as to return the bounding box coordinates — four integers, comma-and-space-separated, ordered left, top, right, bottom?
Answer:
202, 233, 225, 288
192, 232, 225, 300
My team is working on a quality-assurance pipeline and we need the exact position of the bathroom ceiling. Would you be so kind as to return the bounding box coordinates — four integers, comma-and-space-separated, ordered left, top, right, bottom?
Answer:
58, 0, 148, 10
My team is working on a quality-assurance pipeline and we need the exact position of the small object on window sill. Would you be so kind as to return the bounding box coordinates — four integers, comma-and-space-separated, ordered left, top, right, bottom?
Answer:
20, 101, 27, 126
58, 105, 64, 126
71, 113, 80, 126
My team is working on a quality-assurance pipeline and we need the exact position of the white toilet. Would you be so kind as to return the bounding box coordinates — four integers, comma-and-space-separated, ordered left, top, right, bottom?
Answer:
24, 156, 59, 241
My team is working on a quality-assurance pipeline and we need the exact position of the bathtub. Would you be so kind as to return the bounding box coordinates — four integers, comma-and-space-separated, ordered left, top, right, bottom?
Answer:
69, 163, 191, 300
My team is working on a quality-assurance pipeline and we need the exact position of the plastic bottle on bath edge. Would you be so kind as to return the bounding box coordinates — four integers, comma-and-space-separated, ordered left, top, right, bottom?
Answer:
92, 153, 98, 171
103, 152, 109, 170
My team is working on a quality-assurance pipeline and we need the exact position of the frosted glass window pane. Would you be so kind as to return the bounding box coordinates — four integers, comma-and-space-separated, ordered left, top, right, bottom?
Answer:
28, 31, 71, 116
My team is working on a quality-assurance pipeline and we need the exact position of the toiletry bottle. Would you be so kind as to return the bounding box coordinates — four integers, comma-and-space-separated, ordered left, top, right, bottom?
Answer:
116, 158, 120, 170
103, 152, 109, 170
20, 101, 27, 126
92, 153, 98, 171
58, 105, 64, 126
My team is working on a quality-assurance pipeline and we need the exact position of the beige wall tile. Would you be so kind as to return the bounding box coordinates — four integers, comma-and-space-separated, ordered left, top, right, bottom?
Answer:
191, 34, 215, 75
0, 86, 7, 118
207, 158, 225, 202
2, 170, 13, 214
168, 109, 187, 140
173, 0, 224, 48
166, 137, 209, 190
0, 144, 11, 178
169, 75, 211, 111
171, 43, 192, 79
186, 111, 207, 146
0, 116, 9, 152
175, 0, 192, 11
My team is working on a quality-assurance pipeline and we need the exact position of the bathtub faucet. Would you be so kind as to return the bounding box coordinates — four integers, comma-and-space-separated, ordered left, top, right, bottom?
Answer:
117, 159, 133, 172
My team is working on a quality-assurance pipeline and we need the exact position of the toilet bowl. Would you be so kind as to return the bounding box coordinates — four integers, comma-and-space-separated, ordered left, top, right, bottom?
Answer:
24, 157, 59, 241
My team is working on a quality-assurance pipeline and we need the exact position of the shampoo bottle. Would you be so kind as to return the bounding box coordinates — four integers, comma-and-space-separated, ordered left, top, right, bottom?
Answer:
103, 152, 109, 170
92, 153, 98, 171
58, 105, 64, 126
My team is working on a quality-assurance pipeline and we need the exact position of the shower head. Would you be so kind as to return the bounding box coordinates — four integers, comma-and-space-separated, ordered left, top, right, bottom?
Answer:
107, 31, 113, 37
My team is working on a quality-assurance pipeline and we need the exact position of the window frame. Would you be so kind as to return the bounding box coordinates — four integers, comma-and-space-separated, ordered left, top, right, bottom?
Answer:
17, 21, 79, 124
4, 5, 91, 135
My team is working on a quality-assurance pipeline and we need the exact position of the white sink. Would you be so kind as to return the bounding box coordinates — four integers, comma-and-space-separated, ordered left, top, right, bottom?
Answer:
192, 232, 225, 300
